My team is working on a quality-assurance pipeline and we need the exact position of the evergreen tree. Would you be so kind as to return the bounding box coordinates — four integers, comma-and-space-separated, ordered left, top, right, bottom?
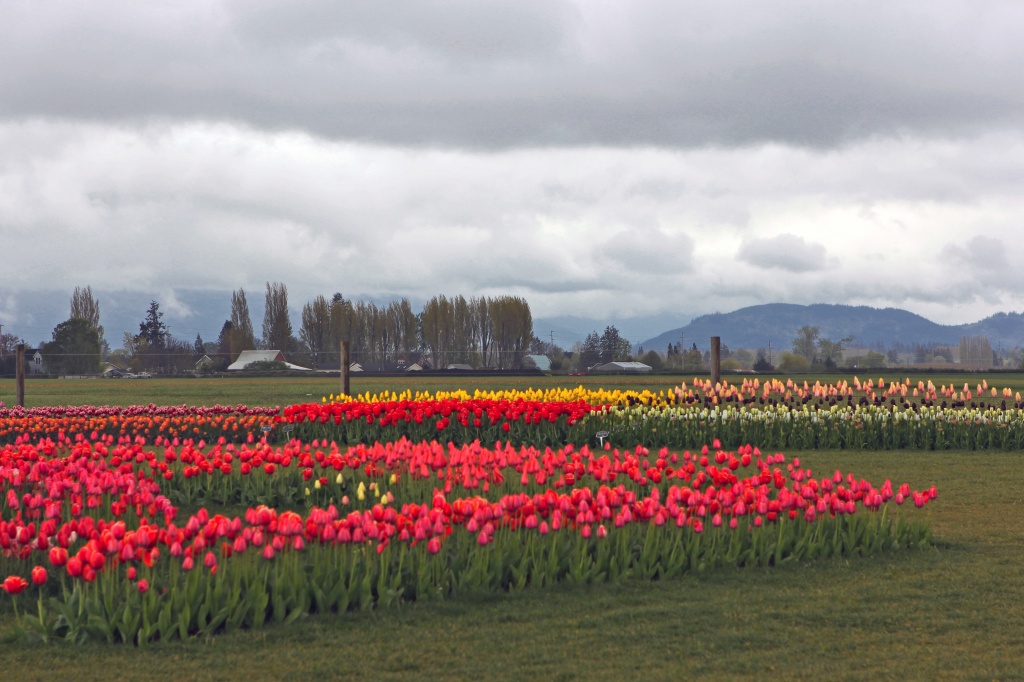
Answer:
137, 301, 168, 348
44, 318, 101, 376
216, 320, 233, 370
599, 326, 621, 364
578, 332, 601, 369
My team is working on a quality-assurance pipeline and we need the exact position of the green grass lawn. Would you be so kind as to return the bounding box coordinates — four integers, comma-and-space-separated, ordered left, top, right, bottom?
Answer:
2, 448, 1022, 680
4, 371, 1024, 408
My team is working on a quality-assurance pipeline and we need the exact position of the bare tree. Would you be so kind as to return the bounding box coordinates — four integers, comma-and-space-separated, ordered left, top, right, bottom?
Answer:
70, 285, 106, 356
230, 289, 256, 359
262, 282, 294, 352
300, 295, 331, 368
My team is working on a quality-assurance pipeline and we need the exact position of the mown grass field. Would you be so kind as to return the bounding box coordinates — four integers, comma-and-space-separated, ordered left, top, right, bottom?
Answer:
2, 375, 1024, 680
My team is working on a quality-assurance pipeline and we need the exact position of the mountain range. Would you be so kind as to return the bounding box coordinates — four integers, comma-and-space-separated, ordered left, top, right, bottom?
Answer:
3, 290, 1022, 354
636, 303, 1024, 353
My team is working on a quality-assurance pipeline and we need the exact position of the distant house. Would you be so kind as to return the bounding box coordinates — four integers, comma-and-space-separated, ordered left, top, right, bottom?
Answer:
226, 350, 311, 371
523, 354, 552, 372
195, 355, 218, 373
593, 361, 652, 373
28, 349, 45, 375
103, 363, 129, 378
447, 363, 474, 371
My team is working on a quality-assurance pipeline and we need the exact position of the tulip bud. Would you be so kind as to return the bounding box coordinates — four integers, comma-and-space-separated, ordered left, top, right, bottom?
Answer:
31, 565, 48, 586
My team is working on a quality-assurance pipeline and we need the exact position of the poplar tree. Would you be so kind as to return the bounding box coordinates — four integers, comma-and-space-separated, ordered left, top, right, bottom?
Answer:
69, 285, 105, 355
300, 295, 331, 368
229, 288, 256, 359
262, 282, 294, 352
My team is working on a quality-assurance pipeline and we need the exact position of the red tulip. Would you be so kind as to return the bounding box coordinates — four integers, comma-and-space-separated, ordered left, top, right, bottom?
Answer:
49, 547, 68, 568
3, 575, 29, 595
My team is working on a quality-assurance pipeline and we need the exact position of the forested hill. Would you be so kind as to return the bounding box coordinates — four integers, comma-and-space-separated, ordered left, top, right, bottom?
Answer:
638, 304, 1024, 352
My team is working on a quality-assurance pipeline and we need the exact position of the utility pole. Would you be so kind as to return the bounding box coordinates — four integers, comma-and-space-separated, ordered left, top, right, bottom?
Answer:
549, 331, 555, 354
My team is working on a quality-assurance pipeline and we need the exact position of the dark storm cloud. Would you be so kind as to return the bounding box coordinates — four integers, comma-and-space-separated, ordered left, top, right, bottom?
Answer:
4, 1, 1023, 149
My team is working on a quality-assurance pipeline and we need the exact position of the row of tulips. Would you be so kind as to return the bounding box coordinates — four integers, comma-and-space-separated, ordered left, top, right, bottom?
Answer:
3, 374, 1023, 449
325, 378, 1024, 409
5, 394, 1024, 451
283, 398, 597, 448
0, 404, 280, 446
594, 402, 1024, 451
0, 433, 934, 517
285, 398, 1024, 450
2, 429, 934, 643
676, 377, 1023, 408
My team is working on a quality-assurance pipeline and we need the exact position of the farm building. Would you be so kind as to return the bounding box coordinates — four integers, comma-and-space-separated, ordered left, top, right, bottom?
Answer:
593, 361, 652, 373
226, 350, 311, 371
524, 354, 552, 371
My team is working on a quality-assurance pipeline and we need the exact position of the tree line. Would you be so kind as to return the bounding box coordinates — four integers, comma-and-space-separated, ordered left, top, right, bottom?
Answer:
17, 284, 537, 376
13, 287, 1019, 377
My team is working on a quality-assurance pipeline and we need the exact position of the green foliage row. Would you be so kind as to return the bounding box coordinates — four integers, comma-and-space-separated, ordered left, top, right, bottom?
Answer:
287, 402, 1024, 452
10, 513, 928, 645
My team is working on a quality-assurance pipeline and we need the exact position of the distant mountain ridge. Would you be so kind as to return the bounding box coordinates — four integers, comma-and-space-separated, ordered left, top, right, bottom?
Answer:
638, 304, 1024, 353
5, 291, 1022, 355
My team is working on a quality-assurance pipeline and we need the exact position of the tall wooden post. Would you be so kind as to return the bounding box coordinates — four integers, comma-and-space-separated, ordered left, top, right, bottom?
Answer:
340, 341, 351, 397
710, 336, 721, 386
16, 343, 25, 407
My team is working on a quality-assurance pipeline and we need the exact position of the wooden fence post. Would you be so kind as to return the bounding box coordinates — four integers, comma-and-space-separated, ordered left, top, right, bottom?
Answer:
341, 341, 350, 397
710, 336, 721, 386
16, 343, 25, 407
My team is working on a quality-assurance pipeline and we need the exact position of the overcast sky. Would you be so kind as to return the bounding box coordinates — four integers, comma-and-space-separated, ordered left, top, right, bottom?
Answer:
3, 0, 1023, 343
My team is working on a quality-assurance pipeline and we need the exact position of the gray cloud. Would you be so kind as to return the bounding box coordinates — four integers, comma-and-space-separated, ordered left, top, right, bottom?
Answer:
940, 235, 1009, 269
3, 2, 1024, 149
736, 234, 829, 273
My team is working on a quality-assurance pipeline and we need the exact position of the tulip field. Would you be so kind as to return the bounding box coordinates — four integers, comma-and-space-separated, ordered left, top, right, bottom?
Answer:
2, 375, 1024, 678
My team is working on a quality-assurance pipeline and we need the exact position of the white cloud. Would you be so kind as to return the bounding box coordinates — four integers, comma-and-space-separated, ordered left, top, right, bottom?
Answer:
3, 120, 1024, 329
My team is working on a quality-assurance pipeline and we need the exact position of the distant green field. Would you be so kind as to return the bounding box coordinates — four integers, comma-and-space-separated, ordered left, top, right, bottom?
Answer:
3, 371, 1024, 408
